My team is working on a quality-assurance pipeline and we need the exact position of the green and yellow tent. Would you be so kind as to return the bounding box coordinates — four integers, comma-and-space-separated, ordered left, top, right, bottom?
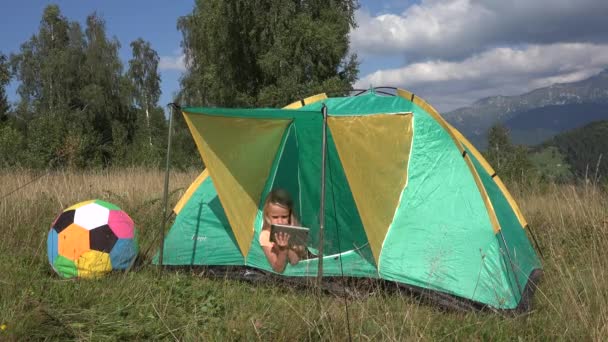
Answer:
157, 88, 542, 311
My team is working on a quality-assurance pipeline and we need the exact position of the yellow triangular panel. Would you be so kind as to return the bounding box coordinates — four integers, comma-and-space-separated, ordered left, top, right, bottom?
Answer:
183, 113, 291, 257
328, 114, 413, 263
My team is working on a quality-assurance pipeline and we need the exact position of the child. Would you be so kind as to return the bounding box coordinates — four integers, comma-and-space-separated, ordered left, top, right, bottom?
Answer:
259, 189, 306, 273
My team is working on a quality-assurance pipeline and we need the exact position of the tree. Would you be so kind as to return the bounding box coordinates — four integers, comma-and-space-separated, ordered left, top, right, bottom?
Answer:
9, 5, 134, 168
485, 123, 533, 183
486, 124, 513, 171
10, 5, 78, 114
0, 52, 10, 120
128, 38, 161, 146
9, 5, 89, 168
177, 0, 359, 107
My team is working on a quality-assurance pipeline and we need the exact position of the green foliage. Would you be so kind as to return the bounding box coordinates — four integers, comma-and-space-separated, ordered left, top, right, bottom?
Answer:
550, 120, 608, 182
178, 0, 359, 107
4, 5, 176, 170
0, 126, 24, 167
128, 38, 161, 111
126, 38, 167, 167
2, 2, 364, 171
484, 124, 534, 183
0, 52, 10, 117
529, 146, 573, 182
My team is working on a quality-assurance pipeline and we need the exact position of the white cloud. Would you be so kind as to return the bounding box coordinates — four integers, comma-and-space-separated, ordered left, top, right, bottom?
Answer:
356, 43, 608, 112
351, 0, 608, 61
159, 54, 186, 71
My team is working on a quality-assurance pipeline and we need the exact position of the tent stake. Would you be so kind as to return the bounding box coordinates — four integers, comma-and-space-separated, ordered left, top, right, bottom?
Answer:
317, 104, 328, 289
159, 103, 177, 270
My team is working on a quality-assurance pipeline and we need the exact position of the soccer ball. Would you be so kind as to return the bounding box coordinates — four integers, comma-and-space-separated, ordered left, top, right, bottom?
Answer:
47, 200, 138, 278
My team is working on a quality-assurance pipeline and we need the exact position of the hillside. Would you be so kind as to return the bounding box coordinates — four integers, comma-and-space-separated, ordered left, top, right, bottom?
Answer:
533, 120, 608, 181
505, 103, 608, 146
549, 120, 608, 180
443, 69, 608, 148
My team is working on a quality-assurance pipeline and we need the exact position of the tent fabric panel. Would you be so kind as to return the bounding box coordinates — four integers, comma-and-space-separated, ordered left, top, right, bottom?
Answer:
252, 123, 377, 276
266, 125, 302, 220
290, 115, 375, 262
246, 120, 376, 274
283, 93, 328, 109
155, 176, 244, 265
299, 92, 413, 116
184, 113, 290, 257
378, 107, 508, 308
328, 114, 413, 263
246, 124, 301, 268
247, 239, 378, 277
316, 132, 377, 263
282, 249, 378, 277
173, 169, 209, 215
396, 89, 501, 234
290, 116, 324, 250
450, 126, 529, 228
466, 146, 542, 308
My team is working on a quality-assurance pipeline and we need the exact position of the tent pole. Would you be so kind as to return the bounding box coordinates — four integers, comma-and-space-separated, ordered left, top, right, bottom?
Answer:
317, 104, 327, 289
159, 103, 177, 270
317, 104, 328, 289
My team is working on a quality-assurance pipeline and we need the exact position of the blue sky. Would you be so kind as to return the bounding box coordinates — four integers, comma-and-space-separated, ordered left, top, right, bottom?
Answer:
2, 1, 608, 112
0, 1, 193, 111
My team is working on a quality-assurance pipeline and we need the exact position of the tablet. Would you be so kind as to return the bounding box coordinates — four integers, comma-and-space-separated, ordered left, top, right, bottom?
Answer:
270, 224, 310, 246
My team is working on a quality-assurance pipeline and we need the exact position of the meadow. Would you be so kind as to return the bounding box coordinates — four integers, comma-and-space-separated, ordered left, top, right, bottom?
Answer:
1, 169, 607, 341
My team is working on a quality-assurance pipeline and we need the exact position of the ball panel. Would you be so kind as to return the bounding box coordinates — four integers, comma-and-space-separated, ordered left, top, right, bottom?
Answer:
53, 255, 78, 278
94, 199, 121, 210
47, 228, 59, 266
76, 250, 112, 278
52, 210, 75, 234
65, 200, 95, 211
108, 210, 135, 238
109, 239, 139, 269
58, 223, 90, 261
90, 224, 118, 253
74, 203, 110, 230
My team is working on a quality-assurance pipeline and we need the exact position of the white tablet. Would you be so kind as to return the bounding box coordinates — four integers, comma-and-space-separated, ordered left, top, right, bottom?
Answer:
270, 224, 310, 246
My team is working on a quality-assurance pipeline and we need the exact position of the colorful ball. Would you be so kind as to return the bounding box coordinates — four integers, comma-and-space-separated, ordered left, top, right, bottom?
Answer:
47, 200, 139, 279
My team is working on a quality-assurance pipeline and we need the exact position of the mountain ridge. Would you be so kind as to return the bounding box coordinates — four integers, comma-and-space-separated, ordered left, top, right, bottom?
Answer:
443, 69, 608, 148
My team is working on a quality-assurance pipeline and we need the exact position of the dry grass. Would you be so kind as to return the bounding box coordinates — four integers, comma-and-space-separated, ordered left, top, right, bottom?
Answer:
1, 169, 607, 340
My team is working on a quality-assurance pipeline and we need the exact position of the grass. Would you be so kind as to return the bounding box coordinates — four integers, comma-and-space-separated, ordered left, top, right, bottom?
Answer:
1, 168, 607, 340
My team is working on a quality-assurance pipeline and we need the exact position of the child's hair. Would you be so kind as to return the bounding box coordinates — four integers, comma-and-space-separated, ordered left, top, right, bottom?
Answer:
262, 188, 298, 227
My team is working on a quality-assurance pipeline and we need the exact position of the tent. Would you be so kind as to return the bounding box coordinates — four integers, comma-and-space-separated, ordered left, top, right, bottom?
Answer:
157, 88, 542, 311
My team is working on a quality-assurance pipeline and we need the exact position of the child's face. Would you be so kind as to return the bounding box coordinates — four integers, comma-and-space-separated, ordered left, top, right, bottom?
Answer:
267, 203, 290, 225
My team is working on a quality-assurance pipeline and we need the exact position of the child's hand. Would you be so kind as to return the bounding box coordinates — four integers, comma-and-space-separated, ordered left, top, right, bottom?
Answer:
274, 232, 290, 249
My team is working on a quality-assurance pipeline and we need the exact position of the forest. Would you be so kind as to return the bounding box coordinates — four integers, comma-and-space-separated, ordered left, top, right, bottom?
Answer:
0, 2, 358, 171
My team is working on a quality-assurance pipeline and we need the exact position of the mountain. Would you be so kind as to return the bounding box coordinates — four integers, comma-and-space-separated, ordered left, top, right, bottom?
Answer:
443, 69, 608, 148
504, 103, 608, 146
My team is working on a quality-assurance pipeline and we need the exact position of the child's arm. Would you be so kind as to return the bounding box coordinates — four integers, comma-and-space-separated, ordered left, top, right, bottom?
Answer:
287, 245, 305, 265
261, 231, 291, 273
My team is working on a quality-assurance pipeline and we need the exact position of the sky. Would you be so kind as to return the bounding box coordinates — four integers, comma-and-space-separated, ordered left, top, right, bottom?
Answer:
2, 0, 608, 113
